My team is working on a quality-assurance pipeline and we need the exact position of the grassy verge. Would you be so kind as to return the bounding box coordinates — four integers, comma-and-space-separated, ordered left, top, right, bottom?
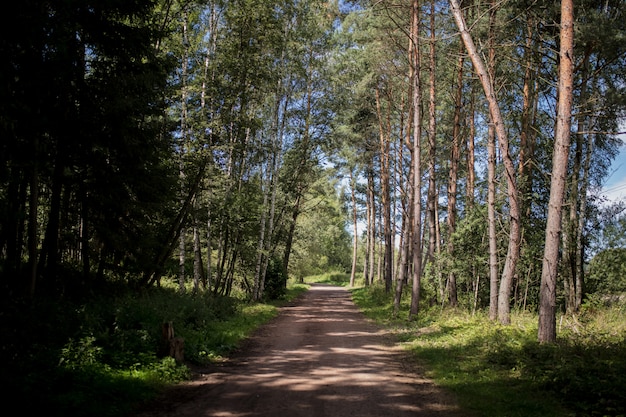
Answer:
304, 271, 358, 286
2, 281, 309, 417
350, 283, 626, 417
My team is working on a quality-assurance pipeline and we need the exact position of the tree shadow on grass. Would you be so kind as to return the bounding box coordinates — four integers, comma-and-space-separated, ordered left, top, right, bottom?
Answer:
408, 320, 626, 417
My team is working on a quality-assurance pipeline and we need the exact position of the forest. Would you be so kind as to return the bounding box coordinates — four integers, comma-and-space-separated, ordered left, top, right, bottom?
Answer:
1, 0, 625, 416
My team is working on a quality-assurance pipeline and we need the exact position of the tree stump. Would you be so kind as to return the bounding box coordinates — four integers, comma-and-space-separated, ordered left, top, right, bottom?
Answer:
160, 322, 184, 363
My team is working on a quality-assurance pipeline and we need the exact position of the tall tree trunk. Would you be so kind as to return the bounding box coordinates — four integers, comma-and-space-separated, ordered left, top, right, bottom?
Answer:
426, 0, 438, 277
519, 11, 537, 218
486, 0, 499, 321
409, 0, 423, 320
206, 205, 212, 290
538, 0, 574, 344
253, 169, 270, 301
349, 169, 359, 287
394, 163, 413, 316
178, 12, 190, 293
375, 86, 393, 293
450, 0, 521, 325
446, 44, 463, 308
487, 122, 499, 321
367, 164, 376, 284
39, 158, 64, 281
193, 207, 203, 294
575, 133, 593, 310
28, 145, 39, 297
466, 82, 476, 207
564, 51, 591, 313
282, 192, 301, 280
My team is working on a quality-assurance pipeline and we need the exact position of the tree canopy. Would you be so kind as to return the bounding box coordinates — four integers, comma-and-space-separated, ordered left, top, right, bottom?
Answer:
1, 0, 625, 321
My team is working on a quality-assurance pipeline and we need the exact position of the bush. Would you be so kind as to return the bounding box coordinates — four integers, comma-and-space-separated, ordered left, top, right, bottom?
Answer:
264, 257, 287, 300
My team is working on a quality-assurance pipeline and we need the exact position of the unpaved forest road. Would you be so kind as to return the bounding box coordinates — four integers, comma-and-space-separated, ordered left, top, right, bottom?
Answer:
134, 284, 468, 417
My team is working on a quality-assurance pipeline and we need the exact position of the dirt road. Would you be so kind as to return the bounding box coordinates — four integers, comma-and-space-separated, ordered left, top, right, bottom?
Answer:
134, 284, 467, 417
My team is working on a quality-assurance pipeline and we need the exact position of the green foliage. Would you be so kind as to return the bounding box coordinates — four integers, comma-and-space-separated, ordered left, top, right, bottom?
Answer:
1, 282, 307, 417
264, 256, 288, 300
350, 284, 626, 417
587, 248, 626, 295
289, 172, 353, 278
1, 0, 177, 290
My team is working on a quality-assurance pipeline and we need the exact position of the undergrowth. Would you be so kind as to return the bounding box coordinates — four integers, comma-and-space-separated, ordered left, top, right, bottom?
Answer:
350, 283, 626, 417
0, 280, 309, 417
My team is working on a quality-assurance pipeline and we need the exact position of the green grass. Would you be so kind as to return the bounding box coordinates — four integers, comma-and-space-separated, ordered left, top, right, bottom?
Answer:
350, 283, 626, 417
304, 271, 359, 286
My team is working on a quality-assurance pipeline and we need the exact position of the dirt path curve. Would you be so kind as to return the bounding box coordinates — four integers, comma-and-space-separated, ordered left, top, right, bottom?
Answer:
134, 284, 467, 417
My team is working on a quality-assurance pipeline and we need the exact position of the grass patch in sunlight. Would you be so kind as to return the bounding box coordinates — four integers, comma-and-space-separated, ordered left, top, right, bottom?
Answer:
407, 313, 568, 417
304, 271, 361, 287
350, 284, 626, 417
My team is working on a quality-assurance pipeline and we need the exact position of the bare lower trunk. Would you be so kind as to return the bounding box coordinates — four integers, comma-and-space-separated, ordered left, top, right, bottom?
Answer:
178, 13, 189, 294
426, 0, 438, 273
409, 0, 423, 320
394, 166, 413, 316
446, 45, 463, 308
487, 123, 499, 320
350, 170, 358, 287
366, 168, 375, 286
539, 0, 574, 344
375, 87, 393, 293
193, 214, 202, 293
28, 149, 39, 297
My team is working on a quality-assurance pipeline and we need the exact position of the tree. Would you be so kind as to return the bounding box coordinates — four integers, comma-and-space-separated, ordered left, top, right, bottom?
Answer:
0, 0, 177, 296
408, 0, 423, 320
449, 0, 521, 325
538, 0, 575, 344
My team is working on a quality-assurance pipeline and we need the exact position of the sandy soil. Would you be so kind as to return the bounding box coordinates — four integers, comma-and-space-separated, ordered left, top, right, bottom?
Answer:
133, 284, 469, 417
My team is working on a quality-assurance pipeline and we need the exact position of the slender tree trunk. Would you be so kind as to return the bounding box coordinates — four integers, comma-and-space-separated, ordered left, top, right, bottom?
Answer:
193, 212, 202, 294
206, 205, 212, 290
283, 193, 301, 279
394, 163, 413, 316
253, 172, 269, 301
178, 12, 190, 293
409, 0, 423, 320
466, 83, 476, 207
366, 166, 376, 286
28, 146, 39, 297
426, 0, 438, 276
539, 0, 574, 344
450, 0, 521, 325
375, 86, 393, 293
519, 11, 536, 218
575, 129, 593, 310
80, 187, 90, 284
446, 45, 463, 308
350, 169, 359, 287
487, 122, 499, 321
39, 158, 64, 281
486, 1, 499, 321
564, 52, 591, 313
